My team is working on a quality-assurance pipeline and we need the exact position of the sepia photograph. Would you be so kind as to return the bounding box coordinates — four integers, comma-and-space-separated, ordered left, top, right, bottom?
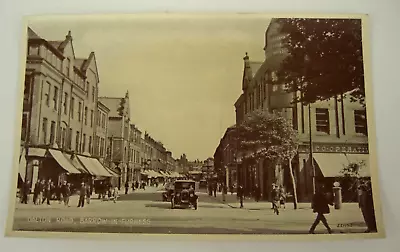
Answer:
5, 13, 383, 240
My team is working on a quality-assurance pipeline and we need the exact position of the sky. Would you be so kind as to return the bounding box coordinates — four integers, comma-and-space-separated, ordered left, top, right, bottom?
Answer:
28, 14, 270, 161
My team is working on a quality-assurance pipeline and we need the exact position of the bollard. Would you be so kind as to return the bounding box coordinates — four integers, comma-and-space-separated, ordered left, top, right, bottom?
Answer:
333, 183, 342, 210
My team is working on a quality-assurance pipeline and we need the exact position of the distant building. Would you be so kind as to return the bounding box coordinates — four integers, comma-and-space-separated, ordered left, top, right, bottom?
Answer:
129, 124, 143, 181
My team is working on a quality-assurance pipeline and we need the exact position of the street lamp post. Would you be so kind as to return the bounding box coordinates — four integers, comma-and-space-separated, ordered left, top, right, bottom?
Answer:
304, 54, 316, 195
309, 104, 316, 195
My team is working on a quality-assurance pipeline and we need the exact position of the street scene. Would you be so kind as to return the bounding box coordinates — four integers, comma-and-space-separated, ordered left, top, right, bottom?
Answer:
9, 15, 380, 237
13, 185, 367, 234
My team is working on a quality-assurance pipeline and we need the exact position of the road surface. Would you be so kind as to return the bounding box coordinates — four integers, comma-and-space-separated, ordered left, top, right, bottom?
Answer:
11, 187, 369, 234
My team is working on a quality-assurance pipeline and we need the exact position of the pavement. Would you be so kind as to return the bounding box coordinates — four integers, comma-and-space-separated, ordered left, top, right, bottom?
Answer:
11, 188, 371, 234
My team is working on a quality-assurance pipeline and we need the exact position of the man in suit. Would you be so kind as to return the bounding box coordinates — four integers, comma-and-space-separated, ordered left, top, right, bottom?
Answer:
77, 182, 86, 208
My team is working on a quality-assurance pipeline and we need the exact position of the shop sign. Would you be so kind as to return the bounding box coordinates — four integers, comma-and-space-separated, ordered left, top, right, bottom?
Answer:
299, 143, 369, 154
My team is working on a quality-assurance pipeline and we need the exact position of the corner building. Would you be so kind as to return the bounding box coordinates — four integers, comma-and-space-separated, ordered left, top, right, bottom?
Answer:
233, 19, 370, 202
20, 28, 114, 189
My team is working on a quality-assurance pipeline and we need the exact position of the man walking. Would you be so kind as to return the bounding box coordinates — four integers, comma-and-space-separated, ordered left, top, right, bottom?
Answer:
309, 184, 333, 234
125, 181, 129, 194
61, 181, 71, 207
77, 182, 86, 208
237, 185, 244, 208
271, 184, 280, 215
21, 180, 31, 204
42, 179, 53, 205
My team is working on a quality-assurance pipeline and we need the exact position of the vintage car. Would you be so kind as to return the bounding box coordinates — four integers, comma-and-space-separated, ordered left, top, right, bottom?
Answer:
170, 180, 198, 210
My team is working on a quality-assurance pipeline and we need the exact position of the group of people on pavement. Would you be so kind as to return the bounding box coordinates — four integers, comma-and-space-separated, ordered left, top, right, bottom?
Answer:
124, 180, 149, 194
236, 183, 287, 212
234, 180, 377, 234
19, 179, 91, 207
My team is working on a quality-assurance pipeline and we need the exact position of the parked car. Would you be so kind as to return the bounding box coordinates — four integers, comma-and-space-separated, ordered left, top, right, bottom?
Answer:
170, 180, 198, 210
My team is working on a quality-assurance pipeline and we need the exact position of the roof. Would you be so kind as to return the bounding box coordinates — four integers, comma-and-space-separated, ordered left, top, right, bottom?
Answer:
249, 61, 263, 77
97, 100, 110, 112
98, 97, 123, 118
234, 94, 244, 107
27, 28, 41, 39
75, 58, 86, 69
48, 40, 63, 49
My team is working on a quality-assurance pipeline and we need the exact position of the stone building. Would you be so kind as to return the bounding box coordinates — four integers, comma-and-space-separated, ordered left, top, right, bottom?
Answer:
20, 28, 114, 189
220, 19, 369, 201
99, 91, 131, 188
129, 124, 143, 182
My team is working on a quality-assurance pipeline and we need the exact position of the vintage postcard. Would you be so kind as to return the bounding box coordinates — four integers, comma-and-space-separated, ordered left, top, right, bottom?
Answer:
5, 13, 384, 241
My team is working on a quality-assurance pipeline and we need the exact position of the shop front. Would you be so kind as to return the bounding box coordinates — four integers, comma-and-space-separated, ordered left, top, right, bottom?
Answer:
298, 143, 370, 202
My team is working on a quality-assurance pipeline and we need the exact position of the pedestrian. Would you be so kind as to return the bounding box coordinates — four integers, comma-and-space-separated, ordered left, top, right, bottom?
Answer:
86, 183, 91, 205
358, 180, 377, 233
237, 185, 244, 208
213, 182, 217, 197
112, 186, 119, 203
42, 179, 53, 205
56, 183, 62, 204
279, 186, 287, 209
33, 180, 40, 205
271, 185, 280, 215
135, 181, 139, 190
131, 181, 135, 192
254, 184, 261, 202
21, 180, 30, 204
125, 181, 129, 194
37, 180, 45, 205
77, 182, 86, 208
61, 181, 70, 207
309, 184, 333, 234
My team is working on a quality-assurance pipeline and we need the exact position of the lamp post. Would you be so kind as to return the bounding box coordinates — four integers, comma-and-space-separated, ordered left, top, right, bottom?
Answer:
304, 54, 316, 195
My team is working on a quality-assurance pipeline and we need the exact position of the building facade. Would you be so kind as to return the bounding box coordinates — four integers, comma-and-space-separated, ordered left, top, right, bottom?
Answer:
99, 92, 131, 187
225, 19, 369, 201
21, 28, 113, 188
94, 101, 110, 162
129, 124, 143, 182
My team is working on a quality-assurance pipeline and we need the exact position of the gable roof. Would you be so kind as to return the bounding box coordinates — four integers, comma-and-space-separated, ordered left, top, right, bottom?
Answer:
249, 61, 263, 77
27, 28, 41, 39
99, 97, 126, 118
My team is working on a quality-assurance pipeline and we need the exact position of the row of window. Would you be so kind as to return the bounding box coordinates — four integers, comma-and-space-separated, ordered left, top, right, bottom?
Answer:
43, 81, 97, 127
129, 149, 141, 164
271, 107, 368, 136
97, 111, 107, 129
29, 45, 96, 101
40, 117, 108, 155
313, 108, 367, 135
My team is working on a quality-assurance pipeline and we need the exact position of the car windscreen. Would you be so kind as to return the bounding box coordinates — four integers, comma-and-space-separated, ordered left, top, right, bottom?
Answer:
175, 182, 194, 190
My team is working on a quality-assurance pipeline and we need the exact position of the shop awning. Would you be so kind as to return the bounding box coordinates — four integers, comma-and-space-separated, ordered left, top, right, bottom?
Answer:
77, 155, 113, 177
48, 149, 81, 174
28, 147, 47, 157
92, 158, 113, 177
313, 153, 371, 178
65, 154, 89, 174
19, 147, 27, 182
104, 166, 120, 177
